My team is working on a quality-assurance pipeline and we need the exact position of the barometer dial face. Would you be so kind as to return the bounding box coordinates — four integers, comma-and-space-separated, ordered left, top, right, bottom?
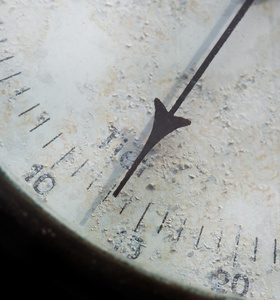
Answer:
0, 0, 279, 298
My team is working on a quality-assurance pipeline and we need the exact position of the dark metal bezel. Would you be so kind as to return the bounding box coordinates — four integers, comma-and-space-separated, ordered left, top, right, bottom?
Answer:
0, 170, 222, 299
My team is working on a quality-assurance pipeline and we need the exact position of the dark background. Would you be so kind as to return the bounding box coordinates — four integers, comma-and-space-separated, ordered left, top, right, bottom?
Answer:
0, 173, 214, 300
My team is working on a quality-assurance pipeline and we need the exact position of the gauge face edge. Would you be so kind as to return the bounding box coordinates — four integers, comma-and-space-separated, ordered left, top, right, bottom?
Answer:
0, 169, 235, 300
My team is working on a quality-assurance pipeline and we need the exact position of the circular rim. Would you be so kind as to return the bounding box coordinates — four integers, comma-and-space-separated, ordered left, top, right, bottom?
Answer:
0, 169, 239, 300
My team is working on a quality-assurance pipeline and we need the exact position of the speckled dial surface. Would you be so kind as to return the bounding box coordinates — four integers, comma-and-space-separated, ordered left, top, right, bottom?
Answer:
0, 1, 279, 298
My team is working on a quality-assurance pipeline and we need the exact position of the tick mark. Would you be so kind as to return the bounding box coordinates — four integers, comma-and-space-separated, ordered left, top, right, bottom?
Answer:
157, 211, 169, 234
120, 198, 132, 214
80, 183, 116, 227
87, 180, 95, 190
29, 118, 50, 132
102, 183, 117, 202
99, 125, 119, 149
177, 218, 186, 242
18, 103, 40, 117
274, 239, 277, 264
0, 72, 21, 83
87, 172, 103, 190
0, 38, 8, 43
42, 132, 63, 148
217, 230, 223, 249
134, 202, 152, 232
13, 87, 31, 97
195, 225, 204, 248
253, 237, 258, 262
0, 55, 14, 63
120, 203, 128, 214
71, 160, 89, 177
233, 233, 240, 267
51, 147, 76, 170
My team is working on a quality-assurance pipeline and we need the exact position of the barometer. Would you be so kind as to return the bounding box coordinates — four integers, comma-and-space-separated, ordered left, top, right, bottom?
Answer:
1, 0, 279, 299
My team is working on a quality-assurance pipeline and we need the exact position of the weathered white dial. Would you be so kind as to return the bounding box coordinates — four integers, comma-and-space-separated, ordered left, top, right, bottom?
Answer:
0, 0, 279, 298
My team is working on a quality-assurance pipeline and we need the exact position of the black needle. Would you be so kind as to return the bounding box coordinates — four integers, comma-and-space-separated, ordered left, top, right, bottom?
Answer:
113, 0, 255, 197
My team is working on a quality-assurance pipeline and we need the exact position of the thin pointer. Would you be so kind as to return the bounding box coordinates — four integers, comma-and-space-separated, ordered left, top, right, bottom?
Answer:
114, 0, 255, 197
